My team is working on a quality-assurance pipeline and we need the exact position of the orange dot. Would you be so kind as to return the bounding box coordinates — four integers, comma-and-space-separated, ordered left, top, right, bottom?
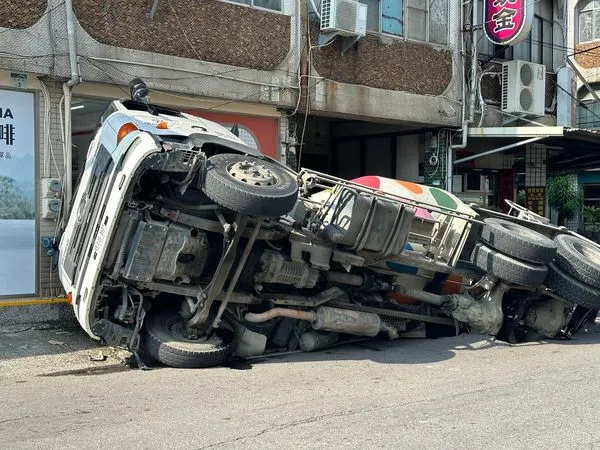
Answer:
396, 180, 423, 194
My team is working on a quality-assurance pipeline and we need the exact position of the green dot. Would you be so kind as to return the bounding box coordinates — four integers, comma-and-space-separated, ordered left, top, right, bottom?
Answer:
430, 188, 458, 210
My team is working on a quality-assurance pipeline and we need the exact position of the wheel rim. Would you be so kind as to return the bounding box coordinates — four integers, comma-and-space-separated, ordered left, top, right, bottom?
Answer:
166, 317, 223, 346
227, 160, 278, 186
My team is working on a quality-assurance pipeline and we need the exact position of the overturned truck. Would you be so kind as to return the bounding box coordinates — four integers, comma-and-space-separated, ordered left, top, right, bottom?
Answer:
57, 80, 600, 368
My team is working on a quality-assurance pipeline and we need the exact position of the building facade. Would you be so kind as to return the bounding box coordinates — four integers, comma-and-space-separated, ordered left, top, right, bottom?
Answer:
0, 0, 475, 300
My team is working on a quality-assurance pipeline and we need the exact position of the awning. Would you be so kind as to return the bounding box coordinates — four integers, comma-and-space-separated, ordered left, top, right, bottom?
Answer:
456, 127, 600, 171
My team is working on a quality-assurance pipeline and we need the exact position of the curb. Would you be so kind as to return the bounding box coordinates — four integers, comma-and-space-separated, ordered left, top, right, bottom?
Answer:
0, 297, 74, 326
0, 297, 70, 307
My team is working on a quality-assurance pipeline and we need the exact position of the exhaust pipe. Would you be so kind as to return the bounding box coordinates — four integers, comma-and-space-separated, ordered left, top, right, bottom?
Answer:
245, 308, 315, 322
245, 306, 381, 337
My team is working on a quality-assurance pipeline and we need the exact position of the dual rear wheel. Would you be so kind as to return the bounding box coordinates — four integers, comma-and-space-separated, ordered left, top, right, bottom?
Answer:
471, 218, 600, 309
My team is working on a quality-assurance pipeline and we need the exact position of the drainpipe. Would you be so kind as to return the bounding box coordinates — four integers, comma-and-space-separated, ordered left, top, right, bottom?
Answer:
448, 0, 478, 191
63, 0, 80, 218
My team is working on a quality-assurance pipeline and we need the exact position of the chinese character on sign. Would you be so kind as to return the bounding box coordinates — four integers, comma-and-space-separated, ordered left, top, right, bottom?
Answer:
484, 0, 532, 45
526, 187, 546, 217
492, 7, 518, 32
0, 123, 15, 146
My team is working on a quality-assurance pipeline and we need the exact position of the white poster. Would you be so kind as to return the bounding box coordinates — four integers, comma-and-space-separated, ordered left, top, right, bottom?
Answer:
0, 89, 36, 296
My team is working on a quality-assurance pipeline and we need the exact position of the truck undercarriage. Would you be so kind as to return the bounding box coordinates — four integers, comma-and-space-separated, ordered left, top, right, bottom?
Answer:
58, 81, 600, 368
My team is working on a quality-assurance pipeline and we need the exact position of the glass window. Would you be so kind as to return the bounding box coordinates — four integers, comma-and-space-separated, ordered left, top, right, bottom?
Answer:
579, 0, 600, 42
406, 0, 427, 41
219, 124, 259, 150
382, 0, 403, 35
253, 0, 282, 10
577, 84, 600, 128
578, 101, 600, 128
228, 0, 282, 11
357, 0, 447, 44
361, 0, 380, 31
428, 0, 448, 44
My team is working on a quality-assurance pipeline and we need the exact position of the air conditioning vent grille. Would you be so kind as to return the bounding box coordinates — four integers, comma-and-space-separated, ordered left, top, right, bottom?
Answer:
336, 1, 358, 32
320, 0, 367, 36
520, 63, 533, 86
501, 60, 546, 117
321, 0, 332, 29
520, 88, 533, 111
502, 64, 509, 110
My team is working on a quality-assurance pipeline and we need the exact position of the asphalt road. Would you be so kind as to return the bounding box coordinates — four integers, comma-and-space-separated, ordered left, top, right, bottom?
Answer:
2, 323, 600, 449
0, 219, 35, 295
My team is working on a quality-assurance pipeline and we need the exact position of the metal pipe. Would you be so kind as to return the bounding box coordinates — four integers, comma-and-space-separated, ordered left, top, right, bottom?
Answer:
397, 288, 448, 306
448, 0, 479, 178
64, 0, 80, 88
467, 1, 478, 126
62, 0, 81, 217
246, 306, 382, 337
453, 136, 546, 164
210, 220, 262, 330
245, 308, 315, 323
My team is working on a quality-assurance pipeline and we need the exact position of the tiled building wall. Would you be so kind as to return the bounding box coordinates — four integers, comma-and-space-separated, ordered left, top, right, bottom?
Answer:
38, 79, 64, 297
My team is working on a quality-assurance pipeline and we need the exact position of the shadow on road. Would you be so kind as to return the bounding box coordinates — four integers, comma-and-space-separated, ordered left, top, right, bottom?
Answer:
243, 322, 600, 369
243, 334, 499, 368
2, 320, 600, 374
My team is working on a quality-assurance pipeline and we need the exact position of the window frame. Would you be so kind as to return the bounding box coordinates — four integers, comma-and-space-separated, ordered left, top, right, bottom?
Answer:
359, 0, 449, 46
578, 0, 600, 44
223, 0, 284, 13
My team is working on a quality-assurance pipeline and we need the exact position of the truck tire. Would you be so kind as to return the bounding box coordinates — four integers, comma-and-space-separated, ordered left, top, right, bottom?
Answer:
554, 234, 600, 289
481, 218, 556, 264
202, 153, 298, 217
142, 309, 235, 368
545, 263, 600, 310
471, 243, 547, 287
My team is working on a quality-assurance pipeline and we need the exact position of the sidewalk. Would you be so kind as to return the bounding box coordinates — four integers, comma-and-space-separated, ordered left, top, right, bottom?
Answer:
0, 298, 73, 327
0, 322, 133, 379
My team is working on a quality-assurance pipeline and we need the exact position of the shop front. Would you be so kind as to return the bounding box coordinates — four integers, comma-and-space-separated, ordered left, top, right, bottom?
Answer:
0, 87, 37, 297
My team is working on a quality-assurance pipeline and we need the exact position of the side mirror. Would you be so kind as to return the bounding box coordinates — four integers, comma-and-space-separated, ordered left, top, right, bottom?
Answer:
129, 78, 149, 103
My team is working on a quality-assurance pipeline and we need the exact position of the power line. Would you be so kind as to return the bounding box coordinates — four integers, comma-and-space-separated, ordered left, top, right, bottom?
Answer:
80, 55, 324, 113
552, 80, 600, 125
78, 55, 299, 83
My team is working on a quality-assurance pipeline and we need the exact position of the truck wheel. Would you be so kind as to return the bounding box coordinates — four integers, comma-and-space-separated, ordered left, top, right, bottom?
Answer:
142, 309, 235, 368
545, 263, 600, 310
481, 218, 557, 264
471, 243, 547, 287
554, 234, 600, 289
202, 153, 298, 217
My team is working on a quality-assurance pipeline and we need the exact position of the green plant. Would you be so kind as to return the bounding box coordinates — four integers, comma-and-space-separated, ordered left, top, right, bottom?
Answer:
547, 175, 583, 226
583, 205, 600, 231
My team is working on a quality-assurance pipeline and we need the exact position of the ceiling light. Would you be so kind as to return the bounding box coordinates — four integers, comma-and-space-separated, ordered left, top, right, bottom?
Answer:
71, 104, 84, 111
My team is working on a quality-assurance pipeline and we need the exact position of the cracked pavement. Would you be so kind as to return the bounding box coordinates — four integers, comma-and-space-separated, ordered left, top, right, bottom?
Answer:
2, 323, 600, 449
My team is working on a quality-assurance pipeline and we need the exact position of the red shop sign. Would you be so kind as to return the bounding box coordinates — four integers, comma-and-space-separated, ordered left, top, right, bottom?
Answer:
483, 0, 533, 45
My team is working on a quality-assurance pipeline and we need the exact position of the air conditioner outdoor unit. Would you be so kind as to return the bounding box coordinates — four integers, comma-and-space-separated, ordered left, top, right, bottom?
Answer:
320, 0, 367, 37
501, 60, 546, 117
